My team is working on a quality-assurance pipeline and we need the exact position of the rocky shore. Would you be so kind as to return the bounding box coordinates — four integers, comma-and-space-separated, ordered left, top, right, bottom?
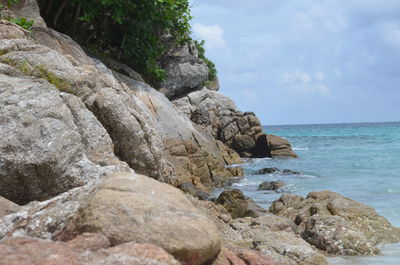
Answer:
1, 1, 400, 264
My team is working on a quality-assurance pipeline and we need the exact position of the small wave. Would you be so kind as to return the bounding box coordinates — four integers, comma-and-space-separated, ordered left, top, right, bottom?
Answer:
293, 146, 309, 151
298, 174, 318, 178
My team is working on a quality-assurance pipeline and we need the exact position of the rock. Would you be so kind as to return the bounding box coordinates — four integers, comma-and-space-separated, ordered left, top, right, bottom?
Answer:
67, 172, 221, 265
207, 77, 220, 91
179, 182, 210, 201
282, 169, 300, 174
212, 247, 277, 265
270, 191, 400, 255
187, 195, 327, 265
266, 135, 298, 158
191, 108, 211, 125
173, 88, 276, 159
232, 135, 256, 157
253, 167, 279, 175
258, 181, 285, 191
0, 58, 128, 204
0, 196, 20, 218
32, 27, 94, 66
83, 242, 182, 265
5, 0, 47, 27
216, 189, 267, 218
0, 20, 27, 39
160, 42, 209, 99
229, 215, 328, 265
0, 237, 82, 265
113, 72, 243, 189
65, 233, 111, 252
0, 235, 182, 265
101, 57, 145, 82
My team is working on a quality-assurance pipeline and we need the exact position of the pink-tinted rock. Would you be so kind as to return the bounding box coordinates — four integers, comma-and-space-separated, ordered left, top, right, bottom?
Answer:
84, 242, 181, 265
236, 249, 277, 265
212, 247, 277, 265
66, 233, 110, 252
0, 237, 82, 265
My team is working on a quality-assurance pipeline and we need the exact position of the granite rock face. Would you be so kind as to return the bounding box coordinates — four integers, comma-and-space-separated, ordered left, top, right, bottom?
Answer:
0, 172, 221, 265
173, 88, 297, 158
0, 196, 20, 218
0, 235, 182, 265
0, 57, 129, 204
160, 41, 209, 99
188, 197, 329, 265
0, 24, 241, 194
270, 191, 400, 255
66, 172, 221, 265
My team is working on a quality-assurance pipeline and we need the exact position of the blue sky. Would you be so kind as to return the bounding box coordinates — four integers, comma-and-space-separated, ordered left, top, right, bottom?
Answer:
189, 0, 400, 125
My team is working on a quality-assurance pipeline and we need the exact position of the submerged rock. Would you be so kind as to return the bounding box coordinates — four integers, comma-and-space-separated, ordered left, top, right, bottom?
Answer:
258, 181, 285, 191
215, 189, 267, 218
270, 191, 400, 255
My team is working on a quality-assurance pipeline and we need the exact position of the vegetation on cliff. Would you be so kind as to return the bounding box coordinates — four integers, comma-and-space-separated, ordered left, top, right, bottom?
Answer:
32, 0, 216, 84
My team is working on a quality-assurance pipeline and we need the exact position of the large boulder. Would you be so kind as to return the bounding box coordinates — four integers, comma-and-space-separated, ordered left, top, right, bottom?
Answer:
0, 172, 221, 265
160, 41, 209, 99
0, 56, 128, 204
270, 191, 400, 255
66, 172, 221, 265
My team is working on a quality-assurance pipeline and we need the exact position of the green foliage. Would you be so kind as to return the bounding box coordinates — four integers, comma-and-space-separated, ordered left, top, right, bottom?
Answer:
39, 0, 193, 83
9, 17, 34, 30
194, 40, 217, 82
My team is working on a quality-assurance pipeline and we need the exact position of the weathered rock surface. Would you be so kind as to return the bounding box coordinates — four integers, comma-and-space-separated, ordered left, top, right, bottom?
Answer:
258, 181, 285, 191
0, 56, 128, 204
66, 172, 221, 265
215, 189, 268, 219
0, 235, 182, 265
212, 247, 277, 265
270, 191, 400, 255
173, 88, 298, 158
0, 172, 221, 264
188, 197, 329, 265
0, 23, 241, 194
0, 237, 81, 265
31, 27, 95, 66
160, 41, 209, 99
0, 196, 20, 218
2, 0, 46, 27
265, 134, 298, 158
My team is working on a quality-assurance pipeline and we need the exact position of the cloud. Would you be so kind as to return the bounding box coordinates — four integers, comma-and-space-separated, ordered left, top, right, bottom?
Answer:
279, 71, 333, 98
192, 23, 227, 50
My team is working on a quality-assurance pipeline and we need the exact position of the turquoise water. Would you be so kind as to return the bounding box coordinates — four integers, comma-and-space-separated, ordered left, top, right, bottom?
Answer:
228, 122, 400, 264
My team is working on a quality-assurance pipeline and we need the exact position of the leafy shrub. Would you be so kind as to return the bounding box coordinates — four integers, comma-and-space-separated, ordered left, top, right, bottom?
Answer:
9, 17, 34, 30
37, 0, 194, 83
195, 40, 217, 82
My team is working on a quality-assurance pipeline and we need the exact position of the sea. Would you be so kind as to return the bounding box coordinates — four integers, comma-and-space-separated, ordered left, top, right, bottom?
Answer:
220, 122, 400, 265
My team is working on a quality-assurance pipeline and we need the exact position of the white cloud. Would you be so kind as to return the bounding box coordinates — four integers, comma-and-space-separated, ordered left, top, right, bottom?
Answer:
279, 71, 333, 98
192, 23, 227, 50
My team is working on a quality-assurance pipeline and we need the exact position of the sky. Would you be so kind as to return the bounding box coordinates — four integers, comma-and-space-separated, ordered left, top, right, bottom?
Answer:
189, 0, 400, 125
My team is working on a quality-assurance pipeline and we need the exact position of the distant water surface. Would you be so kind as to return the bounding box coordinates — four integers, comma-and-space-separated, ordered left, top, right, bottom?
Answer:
221, 122, 400, 265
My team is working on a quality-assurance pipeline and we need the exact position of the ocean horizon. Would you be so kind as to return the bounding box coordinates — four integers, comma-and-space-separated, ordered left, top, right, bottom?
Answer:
220, 121, 400, 264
